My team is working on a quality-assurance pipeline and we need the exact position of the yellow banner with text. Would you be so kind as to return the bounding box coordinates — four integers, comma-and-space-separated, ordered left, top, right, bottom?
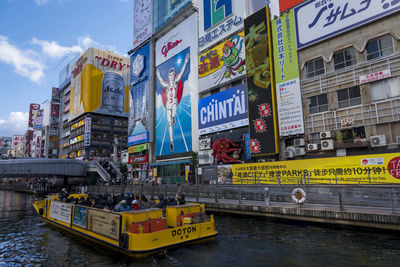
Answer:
231, 153, 400, 184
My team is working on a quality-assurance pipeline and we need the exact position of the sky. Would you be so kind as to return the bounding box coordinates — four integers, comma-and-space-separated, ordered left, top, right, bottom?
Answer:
0, 0, 133, 137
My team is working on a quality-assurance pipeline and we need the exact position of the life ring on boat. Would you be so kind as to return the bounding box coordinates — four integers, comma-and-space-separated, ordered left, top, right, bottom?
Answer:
39, 208, 44, 216
119, 233, 129, 249
291, 188, 306, 204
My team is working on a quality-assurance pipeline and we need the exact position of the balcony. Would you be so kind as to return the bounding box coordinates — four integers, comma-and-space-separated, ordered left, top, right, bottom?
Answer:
305, 97, 400, 134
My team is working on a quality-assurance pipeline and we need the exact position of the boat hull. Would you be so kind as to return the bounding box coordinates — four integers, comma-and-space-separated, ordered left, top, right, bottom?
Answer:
33, 198, 217, 259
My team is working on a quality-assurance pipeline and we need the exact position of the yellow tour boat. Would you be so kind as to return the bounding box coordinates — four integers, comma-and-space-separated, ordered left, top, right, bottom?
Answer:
33, 194, 217, 258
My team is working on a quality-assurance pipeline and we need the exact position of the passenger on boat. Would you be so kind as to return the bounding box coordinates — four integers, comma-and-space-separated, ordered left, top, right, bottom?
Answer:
166, 197, 177, 206
157, 194, 167, 209
131, 199, 140, 210
116, 199, 130, 212
140, 195, 149, 209
177, 193, 185, 205
59, 188, 69, 200
148, 196, 157, 208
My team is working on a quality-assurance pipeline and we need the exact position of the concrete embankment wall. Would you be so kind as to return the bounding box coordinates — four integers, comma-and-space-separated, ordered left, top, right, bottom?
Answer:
205, 202, 400, 231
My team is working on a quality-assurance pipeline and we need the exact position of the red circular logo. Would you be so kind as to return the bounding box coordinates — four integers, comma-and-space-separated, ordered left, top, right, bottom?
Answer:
387, 157, 400, 179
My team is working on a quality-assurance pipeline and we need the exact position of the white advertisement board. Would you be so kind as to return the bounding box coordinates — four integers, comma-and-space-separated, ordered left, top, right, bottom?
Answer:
49, 201, 72, 224
133, 0, 153, 50
276, 78, 304, 136
198, 0, 245, 51
294, 0, 400, 49
199, 149, 214, 165
155, 14, 198, 156
359, 69, 391, 84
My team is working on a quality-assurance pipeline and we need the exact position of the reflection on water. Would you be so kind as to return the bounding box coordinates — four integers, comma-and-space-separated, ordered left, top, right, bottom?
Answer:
1, 190, 400, 266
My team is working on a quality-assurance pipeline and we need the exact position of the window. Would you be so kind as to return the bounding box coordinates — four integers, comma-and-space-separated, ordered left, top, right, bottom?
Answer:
370, 77, 400, 101
366, 35, 393, 60
309, 94, 328, 114
333, 48, 357, 70
340, 127, 366, 142
337, 86, 361, 108
306, 58, 325, 78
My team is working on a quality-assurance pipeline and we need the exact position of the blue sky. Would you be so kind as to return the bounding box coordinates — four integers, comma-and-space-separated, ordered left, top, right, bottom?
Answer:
0, 0, 133, 137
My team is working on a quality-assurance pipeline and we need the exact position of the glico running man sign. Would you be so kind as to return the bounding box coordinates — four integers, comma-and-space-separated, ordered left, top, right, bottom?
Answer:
155, 14, 198, 157
244, 7, 279, 156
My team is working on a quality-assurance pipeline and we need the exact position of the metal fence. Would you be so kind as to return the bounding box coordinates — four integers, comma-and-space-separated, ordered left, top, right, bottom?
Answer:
85, 184, 400, 214
1, 182, 399, 214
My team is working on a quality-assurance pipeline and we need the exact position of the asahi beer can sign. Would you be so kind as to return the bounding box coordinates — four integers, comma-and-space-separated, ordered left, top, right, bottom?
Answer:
98, 72, 125, 114
69, 47, 130, 121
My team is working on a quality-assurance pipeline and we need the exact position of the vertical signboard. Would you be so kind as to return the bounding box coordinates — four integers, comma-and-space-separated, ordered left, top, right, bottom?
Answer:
294, 0, 400, 49
84, 117, 91, 147
198, 0, 245, 51
128, 42, 150, 146
244, 7, 279, 156
133, 0, 153, 50
198, 31, 246, 91
272, 9, 304, 136
32, 109, 43, 129
28, 103, 40, 127
155, 14, 197, 156
69, 48, 130, 122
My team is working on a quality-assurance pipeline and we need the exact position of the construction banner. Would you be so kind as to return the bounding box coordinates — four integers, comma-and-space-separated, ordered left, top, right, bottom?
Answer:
232, 153, 400, 184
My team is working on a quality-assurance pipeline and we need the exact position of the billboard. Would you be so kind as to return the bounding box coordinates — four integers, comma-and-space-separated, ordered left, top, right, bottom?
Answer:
155, 14, 197, 156
128, 42, 150, 146
294, 0, 400, 49
133, 0, 153, 50
12, 135, 24, 149
69, 48, 130, 122
28, 103, 40, 127
244, 7, 279, 156
153, 0, 192, 32
279, 0, 306, 13
198, 31, 246, 91
272, 9, 304, 137
198, 83, 248, 135
198, 0, 245, 51
232, 153, 400, 185
32, 109, 43, 129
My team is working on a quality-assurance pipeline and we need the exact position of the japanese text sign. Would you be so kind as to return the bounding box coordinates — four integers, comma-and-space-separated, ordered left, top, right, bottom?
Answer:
294, 0, 400, 49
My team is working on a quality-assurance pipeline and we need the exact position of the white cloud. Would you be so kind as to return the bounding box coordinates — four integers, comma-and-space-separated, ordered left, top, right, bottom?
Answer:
33, 0, 49, 5
0, 111, 28, 136
32, 38, 83, 58
0, 35, 44, 83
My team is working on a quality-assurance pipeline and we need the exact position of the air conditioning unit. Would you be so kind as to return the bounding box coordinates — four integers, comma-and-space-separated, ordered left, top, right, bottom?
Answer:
320, 131, 332, 139
307, 143, 318, 151
294, 147, 306, 156
370, 135, 387, 147
293, 138, 305, 147
321, 139, 334, 150
284, 150, 295, 159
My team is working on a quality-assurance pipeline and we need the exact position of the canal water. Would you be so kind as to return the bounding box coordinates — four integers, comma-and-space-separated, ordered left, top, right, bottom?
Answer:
1, 190, 400, 267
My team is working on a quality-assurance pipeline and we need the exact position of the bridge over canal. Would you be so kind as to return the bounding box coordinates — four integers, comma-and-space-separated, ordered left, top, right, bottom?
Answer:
0, 159, 111, 181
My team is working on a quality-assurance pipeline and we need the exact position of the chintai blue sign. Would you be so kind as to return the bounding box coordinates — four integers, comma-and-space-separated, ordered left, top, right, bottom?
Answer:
198, 83, 248, 135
